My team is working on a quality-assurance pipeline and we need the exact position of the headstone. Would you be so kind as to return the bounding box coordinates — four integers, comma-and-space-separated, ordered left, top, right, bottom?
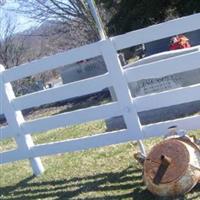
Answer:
59, 56, 107, 84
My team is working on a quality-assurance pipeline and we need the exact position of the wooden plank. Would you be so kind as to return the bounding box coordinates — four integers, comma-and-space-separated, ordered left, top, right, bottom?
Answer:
142, 115, 200, 138
30, 130, 135, 157
13, 74, 111, 110
135, 83, 200, 112
0, 126, 15, 140
125, 50, 200, 82
3, 41, 102, 83
112, 13, 200, 50
100, 40, 143, 137
23, 102, 121, 134
0, 130, 137, 163
0, 149, 27, 164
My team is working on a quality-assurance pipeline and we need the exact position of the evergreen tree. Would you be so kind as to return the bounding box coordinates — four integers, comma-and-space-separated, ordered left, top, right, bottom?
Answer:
96, 0, 200, 36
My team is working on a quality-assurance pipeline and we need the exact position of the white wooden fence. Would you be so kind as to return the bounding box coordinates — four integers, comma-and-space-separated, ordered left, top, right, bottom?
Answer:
1, 13, 200, 175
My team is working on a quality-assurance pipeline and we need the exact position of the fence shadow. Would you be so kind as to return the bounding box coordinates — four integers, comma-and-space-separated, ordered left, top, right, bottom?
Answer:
0, 166, 199, 200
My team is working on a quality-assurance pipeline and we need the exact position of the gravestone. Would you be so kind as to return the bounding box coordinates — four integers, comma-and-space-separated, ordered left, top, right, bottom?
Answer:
128, 46, 200, 97
59, 56, 107, 84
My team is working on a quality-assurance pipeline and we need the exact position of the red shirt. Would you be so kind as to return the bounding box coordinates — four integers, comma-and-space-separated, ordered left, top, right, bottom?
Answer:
169, 42, 181, 50
170, 35, 191, 51
169, 41, 191, 50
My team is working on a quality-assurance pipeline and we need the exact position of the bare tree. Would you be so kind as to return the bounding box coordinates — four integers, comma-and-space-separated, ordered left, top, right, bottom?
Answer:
18, 0, 91, 23
0, 16, 41, 96
17, 0, 99, 41
0, 16, 27, 68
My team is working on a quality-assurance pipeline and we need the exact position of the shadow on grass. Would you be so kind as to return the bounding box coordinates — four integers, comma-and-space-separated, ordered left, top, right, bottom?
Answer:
0, 166, 199, 200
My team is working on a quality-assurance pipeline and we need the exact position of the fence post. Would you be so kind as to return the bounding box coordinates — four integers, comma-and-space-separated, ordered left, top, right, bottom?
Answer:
0, 65, 44, 176
100, 40, 146, 155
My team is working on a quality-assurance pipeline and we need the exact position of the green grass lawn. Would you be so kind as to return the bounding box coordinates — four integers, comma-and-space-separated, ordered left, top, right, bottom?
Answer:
0, 121, 200, 200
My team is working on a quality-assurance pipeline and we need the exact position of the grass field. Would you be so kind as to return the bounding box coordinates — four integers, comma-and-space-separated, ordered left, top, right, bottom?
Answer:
0, 121, 200, 200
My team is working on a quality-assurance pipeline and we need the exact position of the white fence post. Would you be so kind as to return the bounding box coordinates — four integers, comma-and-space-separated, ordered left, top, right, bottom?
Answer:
0, 65, 44, 176
100, 40, 146, 155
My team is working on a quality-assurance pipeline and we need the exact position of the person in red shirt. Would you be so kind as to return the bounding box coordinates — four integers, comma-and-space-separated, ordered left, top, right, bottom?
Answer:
169, 35, 191, 50
169, 36, 180, 50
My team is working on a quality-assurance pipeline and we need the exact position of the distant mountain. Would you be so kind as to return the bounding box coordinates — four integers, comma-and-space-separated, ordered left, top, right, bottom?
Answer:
22, 19, 99, 60
0, 18, 98, 96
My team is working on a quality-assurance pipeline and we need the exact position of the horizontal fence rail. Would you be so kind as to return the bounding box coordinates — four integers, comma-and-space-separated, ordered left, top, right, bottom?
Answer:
3, 42, 102, 83
0, 149, 22, 164
125, 49, 200, 82
1, 130, 132, 164
22, 102, 121, 134
0, 126, 14, 140
1, 13, 200, 175
112, 13, 200, 50
134, 83, 200, 112
13, 73, 111, 110
30, 130, 134, 158
143, 115, 200, 138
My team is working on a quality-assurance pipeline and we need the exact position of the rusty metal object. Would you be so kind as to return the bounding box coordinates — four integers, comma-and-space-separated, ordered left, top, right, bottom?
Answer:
143, 137, 200, 197
153, 154, 172, 185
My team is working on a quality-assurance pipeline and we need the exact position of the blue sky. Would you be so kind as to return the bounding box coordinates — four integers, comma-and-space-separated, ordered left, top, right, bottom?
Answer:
1, 0, 39, 32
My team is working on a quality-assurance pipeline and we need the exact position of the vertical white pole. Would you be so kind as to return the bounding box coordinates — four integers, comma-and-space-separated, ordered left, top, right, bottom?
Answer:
87, 1, 117, 100
87, 0, 107, 40
100, 40, 146, 155
0, 65, 44, 176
